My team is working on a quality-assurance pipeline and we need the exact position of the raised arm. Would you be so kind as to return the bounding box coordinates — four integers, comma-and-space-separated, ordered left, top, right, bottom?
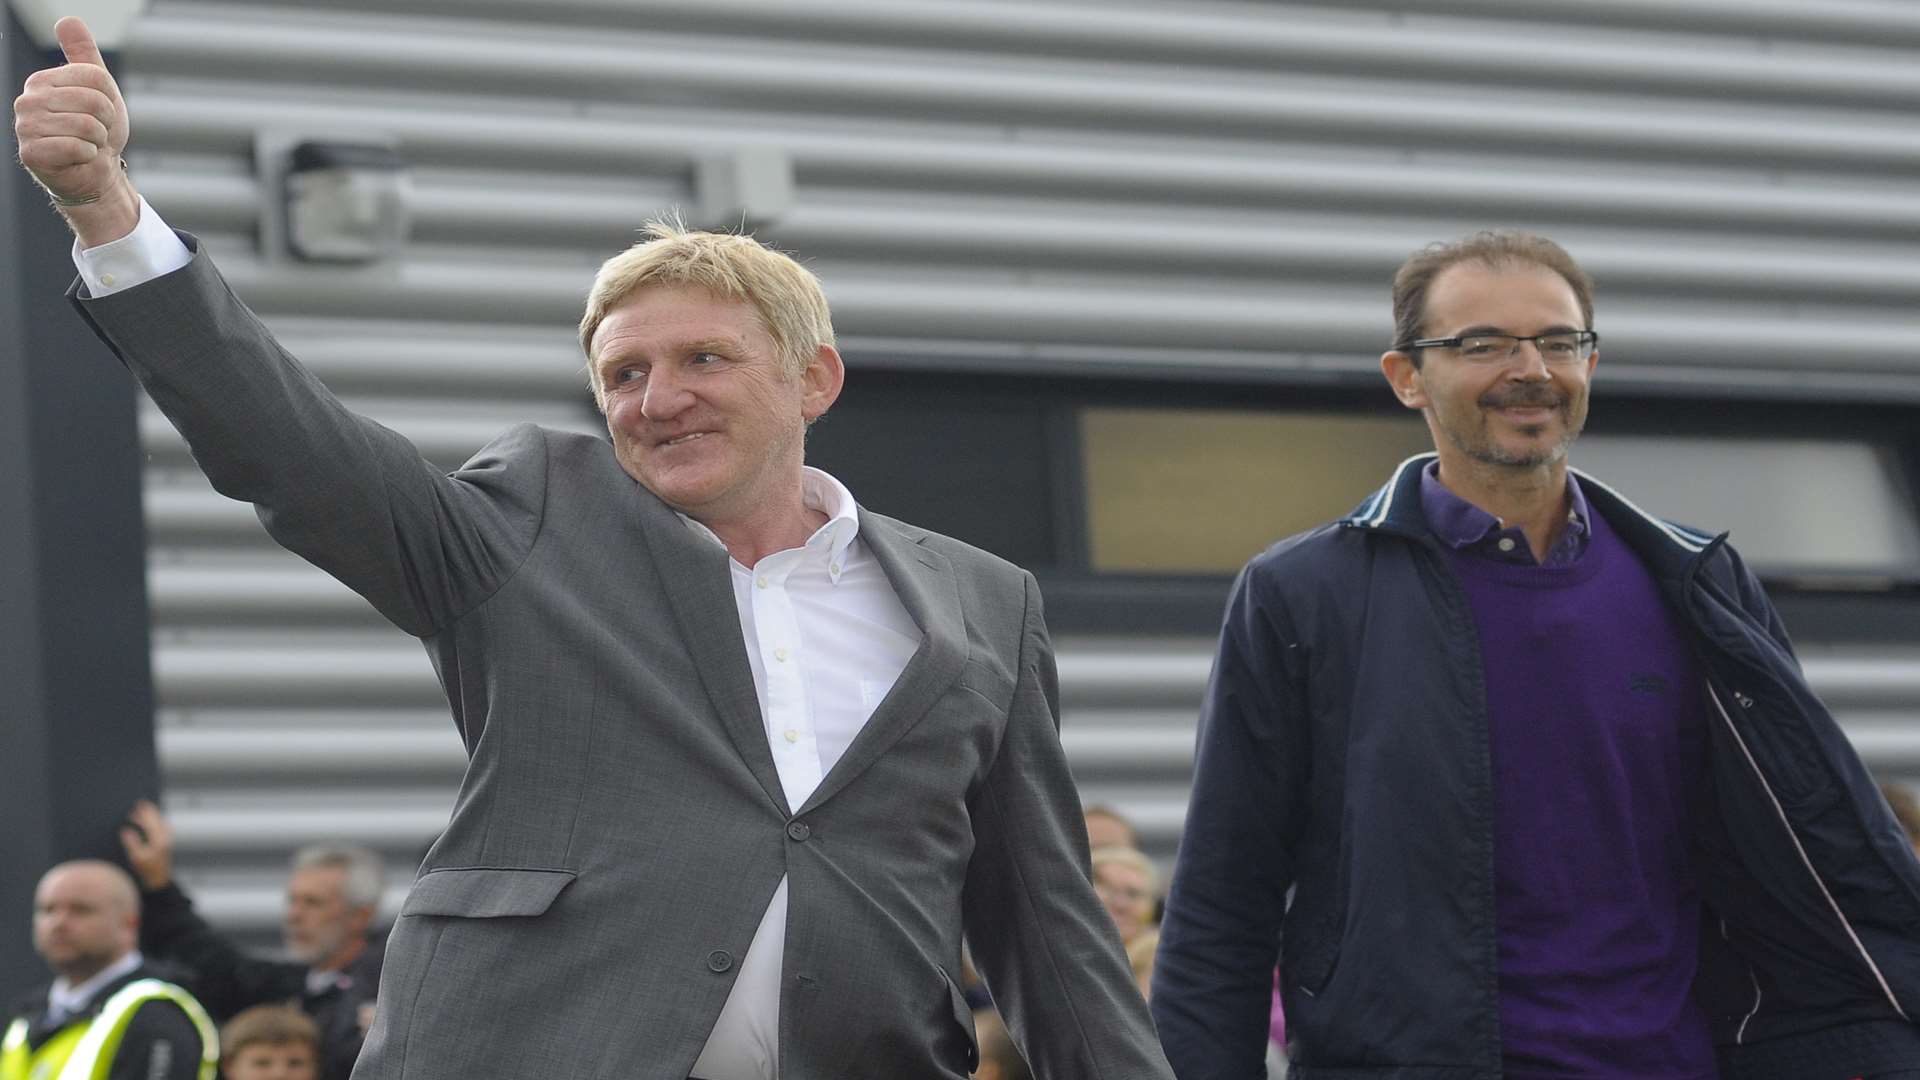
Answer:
121, 801, 308, 1019
14, 19, 547, 637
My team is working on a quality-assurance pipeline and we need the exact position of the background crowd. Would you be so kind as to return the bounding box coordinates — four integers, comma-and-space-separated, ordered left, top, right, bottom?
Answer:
18, 796, 1272, 1079
22, 781, 1920, 1077
14, 801, 383, 1080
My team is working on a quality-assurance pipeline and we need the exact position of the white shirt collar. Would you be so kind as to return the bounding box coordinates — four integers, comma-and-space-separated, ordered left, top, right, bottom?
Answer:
49, 950, 143, 1017
678, 467, 861, 570
798, 467, 860, 565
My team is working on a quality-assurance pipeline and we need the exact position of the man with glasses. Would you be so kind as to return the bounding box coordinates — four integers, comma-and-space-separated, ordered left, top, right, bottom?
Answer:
1152, 231, 1920, 1079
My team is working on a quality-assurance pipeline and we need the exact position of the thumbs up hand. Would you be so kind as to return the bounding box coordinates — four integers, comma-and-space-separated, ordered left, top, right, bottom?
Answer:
13, 17, 140, 241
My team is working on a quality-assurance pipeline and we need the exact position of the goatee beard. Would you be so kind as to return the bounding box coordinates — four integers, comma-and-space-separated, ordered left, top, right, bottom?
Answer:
1444, 395, 1583, 469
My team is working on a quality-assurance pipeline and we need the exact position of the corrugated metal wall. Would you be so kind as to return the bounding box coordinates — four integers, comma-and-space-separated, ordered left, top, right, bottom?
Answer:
111, 0, 1920, 946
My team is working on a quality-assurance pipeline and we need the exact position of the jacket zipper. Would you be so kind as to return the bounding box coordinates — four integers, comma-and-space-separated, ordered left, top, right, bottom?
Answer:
1705, 680, 1909, 1023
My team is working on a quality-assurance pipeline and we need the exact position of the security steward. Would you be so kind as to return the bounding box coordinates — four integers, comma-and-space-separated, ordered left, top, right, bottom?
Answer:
3, 861, 216, 1080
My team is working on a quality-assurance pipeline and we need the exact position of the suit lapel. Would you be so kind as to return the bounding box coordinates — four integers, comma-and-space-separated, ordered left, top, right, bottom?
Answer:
798, 509, 967, 816
634, 492, 791, 815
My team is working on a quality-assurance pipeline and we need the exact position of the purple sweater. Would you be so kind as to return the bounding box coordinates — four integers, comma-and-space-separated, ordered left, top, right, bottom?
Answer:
1424, 469, 1717, 1078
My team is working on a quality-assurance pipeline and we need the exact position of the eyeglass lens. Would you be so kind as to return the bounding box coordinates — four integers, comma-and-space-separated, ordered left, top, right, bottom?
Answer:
1457, 334, 1592, 363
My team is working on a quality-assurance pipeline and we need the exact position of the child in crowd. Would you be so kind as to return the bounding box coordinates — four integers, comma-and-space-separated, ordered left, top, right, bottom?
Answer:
221, 1005, 320, 1080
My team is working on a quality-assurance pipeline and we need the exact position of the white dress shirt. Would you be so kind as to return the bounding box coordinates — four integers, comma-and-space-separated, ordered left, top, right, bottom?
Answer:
74, 206, 924, 1080
47, 950, 145, 1025
682, 469, 920, 1080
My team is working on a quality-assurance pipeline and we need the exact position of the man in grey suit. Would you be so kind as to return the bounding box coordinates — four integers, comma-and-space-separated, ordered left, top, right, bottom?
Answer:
14, 19, 1174, 1080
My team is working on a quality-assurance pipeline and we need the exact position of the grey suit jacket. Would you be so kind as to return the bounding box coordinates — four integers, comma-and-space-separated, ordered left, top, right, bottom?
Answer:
73, 238, 1173, 1080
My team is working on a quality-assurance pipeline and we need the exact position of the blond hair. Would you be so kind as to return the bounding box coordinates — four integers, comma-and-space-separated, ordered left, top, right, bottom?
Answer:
578, 218, 834, 389
1091, 845, 1159, 894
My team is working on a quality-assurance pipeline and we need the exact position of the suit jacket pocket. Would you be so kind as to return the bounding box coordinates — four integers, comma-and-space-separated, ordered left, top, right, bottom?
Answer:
401, 867, 577, 919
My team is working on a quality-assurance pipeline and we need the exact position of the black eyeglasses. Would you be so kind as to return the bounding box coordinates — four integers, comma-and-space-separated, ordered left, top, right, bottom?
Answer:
1399, 330, 1599, 365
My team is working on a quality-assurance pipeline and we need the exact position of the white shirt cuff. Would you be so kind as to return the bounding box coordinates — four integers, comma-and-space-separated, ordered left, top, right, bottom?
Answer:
71, 195, 192, 297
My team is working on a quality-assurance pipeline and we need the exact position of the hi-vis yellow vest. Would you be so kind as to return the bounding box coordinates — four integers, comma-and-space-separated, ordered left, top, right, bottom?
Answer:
0, 979, 217, 1080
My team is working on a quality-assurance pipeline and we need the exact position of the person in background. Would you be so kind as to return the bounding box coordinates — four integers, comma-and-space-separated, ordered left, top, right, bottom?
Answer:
219, 1006, 318, 1080
1092, 847, 1158, 948
1881, 783, 1920, 860
121, 801, 381, 1080
4, 861, 217, 1080
1084, 805, 1140, 853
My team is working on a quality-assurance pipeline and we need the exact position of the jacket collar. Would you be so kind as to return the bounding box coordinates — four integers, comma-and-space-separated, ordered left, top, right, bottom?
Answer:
794, 507, 966, 817
637, 487, 788, 814
1341, 451, 1724, 579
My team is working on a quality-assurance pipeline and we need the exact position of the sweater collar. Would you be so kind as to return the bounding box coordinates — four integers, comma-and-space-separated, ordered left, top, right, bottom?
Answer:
1343, 452, 1724, 576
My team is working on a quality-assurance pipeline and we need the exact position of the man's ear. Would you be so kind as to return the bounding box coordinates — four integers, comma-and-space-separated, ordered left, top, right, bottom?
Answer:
1381, 350, 1427, 411
800, 344, 845, 423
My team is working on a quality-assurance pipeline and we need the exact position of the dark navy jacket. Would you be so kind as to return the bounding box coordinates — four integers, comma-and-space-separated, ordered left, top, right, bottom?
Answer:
1151, 453, 1920, 1079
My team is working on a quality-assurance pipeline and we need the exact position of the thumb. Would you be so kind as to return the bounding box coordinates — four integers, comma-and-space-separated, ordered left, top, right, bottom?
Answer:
55, 17, 106, 67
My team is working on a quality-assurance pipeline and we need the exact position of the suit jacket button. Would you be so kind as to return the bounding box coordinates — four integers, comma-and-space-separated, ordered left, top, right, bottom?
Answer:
707, 950, 733, 973
786, 821, 811, 842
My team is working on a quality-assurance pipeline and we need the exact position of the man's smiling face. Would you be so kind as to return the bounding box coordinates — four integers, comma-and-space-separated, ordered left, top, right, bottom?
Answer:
1399, 260, 1597, 473
592, 285, 824, 525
